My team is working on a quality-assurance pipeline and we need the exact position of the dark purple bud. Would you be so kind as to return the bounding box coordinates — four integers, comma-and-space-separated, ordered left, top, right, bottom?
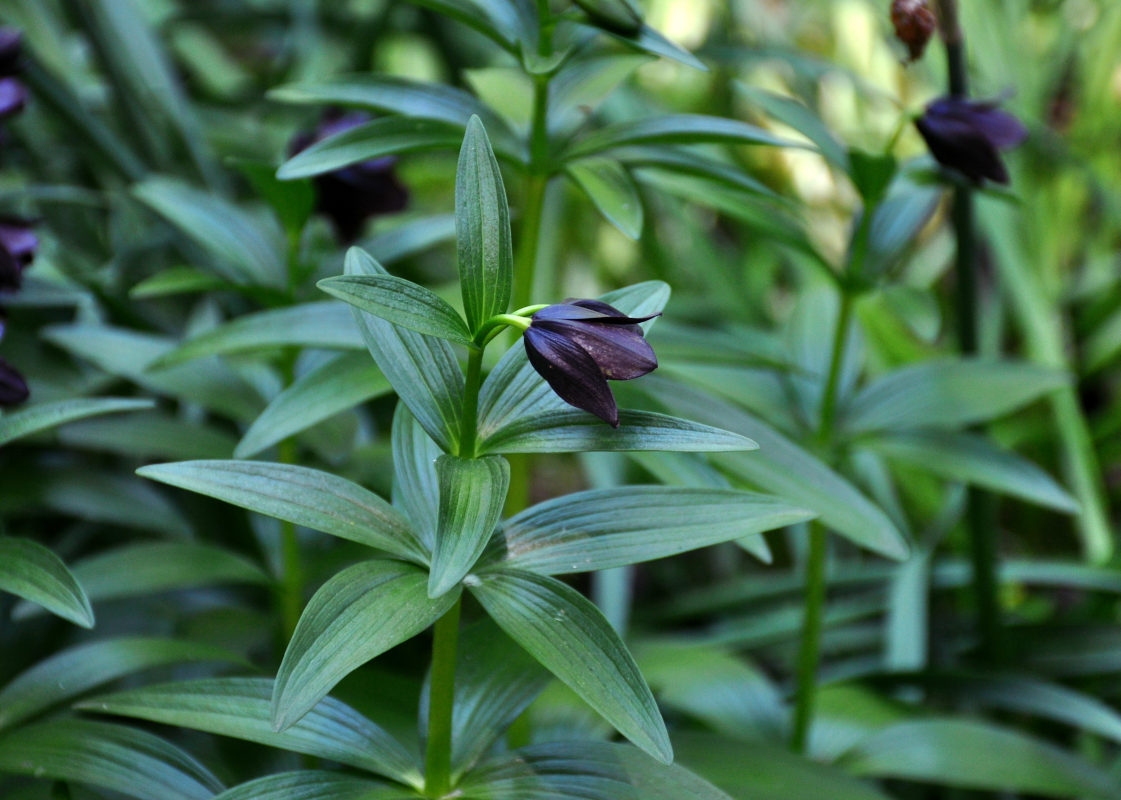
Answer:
0, 76, 26, 120
915, 96, 1028, 185
0, 217, 35, 291
0, 357, 28, 407
524, 299, 659, 427
0, 28, 23, 76
289, 111, 408, 241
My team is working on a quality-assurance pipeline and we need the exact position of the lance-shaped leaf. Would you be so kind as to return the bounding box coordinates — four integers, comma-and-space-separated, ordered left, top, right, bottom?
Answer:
456, 116, 514, 335
273, 560, 458, 731
212, 771, 410, 800
0, 719, 224, 800
392, 406, 443, 552
592, 23, 707, 71
344, 247, 464, 452
488, 487, 811, 575
567, 158, 644, 239
0, 537, 93, 628
138, 460, 427, 563
78, 677, 420, 784
0, 637, 244, 732
470, 569, 671, 764
319, 274, 473, 344
477, 409, 756, 455
563, 115, 797, 161
278, 117, 467, 180
237, 353, 392, 459
843, 359, 1068, 434
0, 397, 154, 448
429, 455, 510, 598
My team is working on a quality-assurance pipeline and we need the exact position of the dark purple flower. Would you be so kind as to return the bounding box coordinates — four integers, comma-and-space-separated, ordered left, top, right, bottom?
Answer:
0, 356, 28, 406
915, 97, 1028, 185
524, 299, 659, 427
0, 28, 23, 76
289, 111, 408, 241
0, 217, 37, 291
0, 76, 25, 120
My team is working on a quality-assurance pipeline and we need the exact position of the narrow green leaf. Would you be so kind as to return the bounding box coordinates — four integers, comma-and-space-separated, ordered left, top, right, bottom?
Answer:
0, 637, 243, 731
844, 359, 1068, 434
617, 146, 779, 198
231, 158, 316, 237
78, 677, 420, 784
574, 0, 643, 34
133, 177, 283, 288
154, 302, 363, 368
838, 719, 1121, 799
392, 406, 443, 552
736, 85, 849, 170
273, 560, 457, 731
567, 158, 644, 239
430, 455, 510, 598
459, 741, 636, 799
212, 771, 409, 800
549, 54, 654, 133
478, 410, 757, 455
564, 114, 798, 161
492, 487, 811, 574
61, 412, 237, 460
597, 24, 708, 71
0, 538, 93, 628
37, 471, 193, 538
456, 116, 514, 334
237, 353, 392, 459
0, 397, 154, 448
138, 460, 427, 563
0, 719, 223, 800
319, 275, 472, 344
345, 248, 464, 452
471, 569, 671, 764
278, 118, 467, 180
865, 431, 1078, 513
404, 0, 535, 55
362, 214, 457, 265
130, 267, 227, 299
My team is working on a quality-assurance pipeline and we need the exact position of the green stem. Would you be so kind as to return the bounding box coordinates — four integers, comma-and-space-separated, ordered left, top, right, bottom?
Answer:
790, 523, 828, 753
424, 597, 462, 798
458, 346, 485, 458
817, 293, 855, 446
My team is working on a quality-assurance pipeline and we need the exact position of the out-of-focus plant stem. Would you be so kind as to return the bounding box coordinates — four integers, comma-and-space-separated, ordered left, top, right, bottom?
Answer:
425, 597, 462, 798
936, 0, 1002, 664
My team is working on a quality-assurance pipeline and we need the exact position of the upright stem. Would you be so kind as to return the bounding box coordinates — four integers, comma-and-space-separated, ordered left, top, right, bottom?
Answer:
424, 597, 462, 798
458, 347, 484, 458
791, 290, 854, 752
937, 0, 1001, 663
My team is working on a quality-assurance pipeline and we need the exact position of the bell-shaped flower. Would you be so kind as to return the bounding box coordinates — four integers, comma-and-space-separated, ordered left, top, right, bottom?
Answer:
915, 96, 1028, 185
524, 299, 659, 427
0, 217, 37, 291
0, 356, 27, 406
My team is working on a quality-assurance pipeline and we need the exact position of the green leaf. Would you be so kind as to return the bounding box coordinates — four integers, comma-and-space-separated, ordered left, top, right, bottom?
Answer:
345, 248, 464, 452
34, 471, 193, 538
675, 734, 891, 800
596, 24, 707, 71
237, 353, 392, 459
318, 275, 472, 344
79, 677, 421, 784
12, 543, 267, 623
392, 406, 443, 552
456, 117, 514, 334
844, 359, 1068, 434
0, 637, 244, 732
618, 146, 779, 199
614, 744, 737, 800
566, 158, 644, 239
212, 772, 412, 800
362, 214, 457, 265
470, 569, 671, 764
864, 182, 940, 277
478, 281, 671, 437
491, 487, 812, 574
0, 720, 223, 800
133, 177, 283, 288
231, 158, 316, 236
838, 719, 1121, 799
277, 118, 467, 180
273, 560, 458, 731
154, 302, 363, 368
0, 397, 154, 448
130, 267, 227, 299
459, 741, 635, 799
60, 412, 237, 460
646, 380, 909, 559
549, 55, 654, 133
430, 455, 510, 598
402, 0, 535, 54
0, 538, 93, 628
736, 85, 849, 170
138, 460, 427, 563
573, 0, 642, 34
478, 410, 757, 455
564, 115, 797, 161
865, 431, 1078, 513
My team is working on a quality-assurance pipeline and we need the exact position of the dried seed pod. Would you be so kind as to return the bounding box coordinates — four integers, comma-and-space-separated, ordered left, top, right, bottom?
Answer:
891, 0, 937, 62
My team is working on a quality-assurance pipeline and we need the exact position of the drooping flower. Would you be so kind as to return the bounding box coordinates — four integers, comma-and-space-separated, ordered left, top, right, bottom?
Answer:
524, 299, 659, 427
0, 28, 26, 120
891, 0, 937, 62
915, 96, 1028, 185
0, 217, 37, 291
289, 111, 408, 241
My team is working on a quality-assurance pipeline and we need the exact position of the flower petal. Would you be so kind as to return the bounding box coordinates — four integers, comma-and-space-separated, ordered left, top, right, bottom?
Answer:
525, 325, 619, 426
0, 357, 28, 406
916, 113, 1009, 184
534, 318, 657, 381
